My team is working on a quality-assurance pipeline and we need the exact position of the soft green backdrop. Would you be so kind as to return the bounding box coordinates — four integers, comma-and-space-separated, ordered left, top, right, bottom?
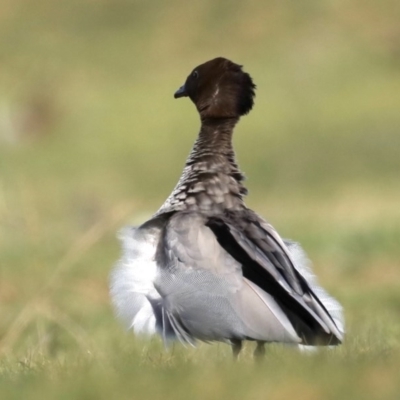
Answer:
1, 1, 400, 399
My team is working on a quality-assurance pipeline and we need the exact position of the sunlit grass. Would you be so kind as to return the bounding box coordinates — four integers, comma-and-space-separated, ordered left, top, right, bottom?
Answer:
1, 0, 400, 399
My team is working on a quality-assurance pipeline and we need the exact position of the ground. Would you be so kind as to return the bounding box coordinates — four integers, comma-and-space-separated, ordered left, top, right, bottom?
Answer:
1, 1, 400, 399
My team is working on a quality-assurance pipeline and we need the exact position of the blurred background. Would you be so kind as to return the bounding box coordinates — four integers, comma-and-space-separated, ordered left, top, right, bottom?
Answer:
1, 0, 399, 399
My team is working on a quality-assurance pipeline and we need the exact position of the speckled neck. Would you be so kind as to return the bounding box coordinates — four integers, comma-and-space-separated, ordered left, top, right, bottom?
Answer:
185, 117, 238, 164
156, 117, 247, 216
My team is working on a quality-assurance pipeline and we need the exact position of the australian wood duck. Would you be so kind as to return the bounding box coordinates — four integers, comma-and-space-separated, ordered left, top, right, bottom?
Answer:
110, 57, 344, 358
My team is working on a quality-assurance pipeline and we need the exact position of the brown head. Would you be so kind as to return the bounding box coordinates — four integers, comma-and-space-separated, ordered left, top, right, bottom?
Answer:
174, 57, 256, 119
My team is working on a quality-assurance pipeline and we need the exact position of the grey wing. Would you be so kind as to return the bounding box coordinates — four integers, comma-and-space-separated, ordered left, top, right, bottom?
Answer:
207, 211, 344, 345
154, 211, 301, 345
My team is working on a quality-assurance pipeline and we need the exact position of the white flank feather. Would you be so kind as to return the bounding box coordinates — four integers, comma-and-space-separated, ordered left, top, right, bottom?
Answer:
285, 240, 345, 339
110, 227, 160, 336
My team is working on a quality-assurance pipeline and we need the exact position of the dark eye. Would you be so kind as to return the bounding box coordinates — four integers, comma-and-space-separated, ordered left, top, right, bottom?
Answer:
192, 70, 199, 79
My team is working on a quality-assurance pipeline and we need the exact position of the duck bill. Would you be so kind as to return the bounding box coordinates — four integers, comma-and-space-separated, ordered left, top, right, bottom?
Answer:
174, 85, 187, 98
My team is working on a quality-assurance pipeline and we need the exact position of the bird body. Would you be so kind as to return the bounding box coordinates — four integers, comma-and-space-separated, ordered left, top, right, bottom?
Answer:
110, 58, 344, 356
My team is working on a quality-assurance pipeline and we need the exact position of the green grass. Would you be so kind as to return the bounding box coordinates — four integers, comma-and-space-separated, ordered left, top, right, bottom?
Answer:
1, 0, 400, 399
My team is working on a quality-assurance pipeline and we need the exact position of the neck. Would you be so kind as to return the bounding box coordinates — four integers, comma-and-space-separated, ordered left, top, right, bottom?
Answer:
187, 117, 239, 165
156, 116, 248, 216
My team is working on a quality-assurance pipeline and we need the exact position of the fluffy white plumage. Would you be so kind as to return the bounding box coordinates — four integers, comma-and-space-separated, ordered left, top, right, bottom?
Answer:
110, 227, 160, 336
285, 240, 345, 338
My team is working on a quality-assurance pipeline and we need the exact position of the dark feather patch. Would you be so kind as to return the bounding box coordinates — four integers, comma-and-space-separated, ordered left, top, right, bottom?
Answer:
176, 57, 256, 119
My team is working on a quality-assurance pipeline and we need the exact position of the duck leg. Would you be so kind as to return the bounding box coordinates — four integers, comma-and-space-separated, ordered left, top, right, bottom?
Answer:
254, 341, 266, 360
231, 339, 242, 360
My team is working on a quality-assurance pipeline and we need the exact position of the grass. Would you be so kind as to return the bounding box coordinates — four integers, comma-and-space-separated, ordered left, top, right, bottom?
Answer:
1, 0, 400, 399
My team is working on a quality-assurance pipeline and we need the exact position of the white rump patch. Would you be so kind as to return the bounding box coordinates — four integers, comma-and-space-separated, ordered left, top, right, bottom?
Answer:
285, 240, 345, 339
110, 227, 160, 336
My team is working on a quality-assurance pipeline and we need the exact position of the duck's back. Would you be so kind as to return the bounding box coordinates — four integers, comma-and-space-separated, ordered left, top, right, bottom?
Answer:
110, 57, 344, 355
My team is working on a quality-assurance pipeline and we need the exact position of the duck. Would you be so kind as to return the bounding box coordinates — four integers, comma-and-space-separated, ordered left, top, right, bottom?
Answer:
110, 57, 344, 358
